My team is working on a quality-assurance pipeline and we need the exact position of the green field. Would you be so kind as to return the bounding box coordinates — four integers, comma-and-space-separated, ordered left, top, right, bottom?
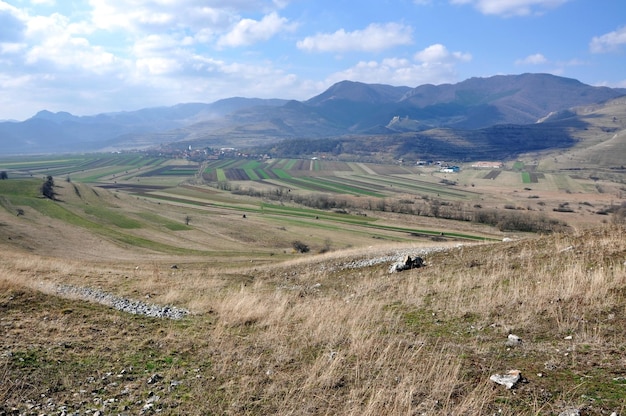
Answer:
2, 152, 619, 238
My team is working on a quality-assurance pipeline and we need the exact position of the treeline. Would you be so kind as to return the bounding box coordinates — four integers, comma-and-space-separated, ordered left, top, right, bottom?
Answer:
261, 138, 344, 158
228, 183, 568, 233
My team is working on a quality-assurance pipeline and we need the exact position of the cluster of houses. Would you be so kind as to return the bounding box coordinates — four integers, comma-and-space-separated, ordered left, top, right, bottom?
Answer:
413, 160, 504, 173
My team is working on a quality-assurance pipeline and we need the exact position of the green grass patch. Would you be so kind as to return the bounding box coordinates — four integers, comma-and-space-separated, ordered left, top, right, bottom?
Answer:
6, 193, 206, 254
243, 168, 260, 181
83, 206, 142, 229
294, 177, 384, 197
272, 169, 292, 179
255, 169, 270, 180
0, 178, 43, 198
216, 169, 227, 181
284, 159, 297, 170
136, 212, 192, 231
513, 161, 525, 170
521, 172, 532, 183
354, 175, 476, 199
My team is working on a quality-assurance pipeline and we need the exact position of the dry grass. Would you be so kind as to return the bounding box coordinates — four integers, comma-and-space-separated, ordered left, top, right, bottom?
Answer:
2, 224, 626, 414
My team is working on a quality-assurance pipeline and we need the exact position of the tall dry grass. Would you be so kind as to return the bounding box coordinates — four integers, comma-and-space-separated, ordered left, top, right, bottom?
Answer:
2, 225, 626, 414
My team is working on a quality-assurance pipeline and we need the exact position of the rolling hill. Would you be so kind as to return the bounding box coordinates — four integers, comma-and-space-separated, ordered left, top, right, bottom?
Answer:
1, 170, 626, 415
1, 73, 625, 159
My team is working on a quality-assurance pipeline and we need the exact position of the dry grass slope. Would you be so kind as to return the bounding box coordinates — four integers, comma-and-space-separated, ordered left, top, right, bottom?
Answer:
2, 224, 626, 415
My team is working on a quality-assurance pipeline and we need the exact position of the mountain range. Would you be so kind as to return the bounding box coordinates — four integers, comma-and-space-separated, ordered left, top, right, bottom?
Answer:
1, 73, 625, 159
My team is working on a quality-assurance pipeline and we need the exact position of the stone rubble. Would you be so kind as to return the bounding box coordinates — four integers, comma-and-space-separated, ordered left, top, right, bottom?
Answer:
338, 246, 452, 271
53, 284, 189, 319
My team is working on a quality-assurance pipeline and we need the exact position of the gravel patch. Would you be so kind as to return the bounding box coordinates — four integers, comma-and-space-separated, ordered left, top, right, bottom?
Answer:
53, 284, 189, 319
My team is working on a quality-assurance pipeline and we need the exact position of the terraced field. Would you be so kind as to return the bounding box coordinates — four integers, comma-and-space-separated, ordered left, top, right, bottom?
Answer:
2, 153, 624, 231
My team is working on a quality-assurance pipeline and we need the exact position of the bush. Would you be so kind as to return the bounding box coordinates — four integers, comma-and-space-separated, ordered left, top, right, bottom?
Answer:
292, 240, 310, 253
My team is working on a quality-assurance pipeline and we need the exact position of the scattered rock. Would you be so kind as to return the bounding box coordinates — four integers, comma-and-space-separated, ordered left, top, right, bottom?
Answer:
147, 374, 163, 385
505, 334, 522, 347
170, 264, 178, 269
338, 246, 448, 271
53, 284, 189, 319
490, 370, 521, 389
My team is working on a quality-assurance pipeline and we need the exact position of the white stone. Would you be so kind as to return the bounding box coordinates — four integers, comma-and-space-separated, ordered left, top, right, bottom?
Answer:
506, 334, 522, 346
490, 370, 521, 389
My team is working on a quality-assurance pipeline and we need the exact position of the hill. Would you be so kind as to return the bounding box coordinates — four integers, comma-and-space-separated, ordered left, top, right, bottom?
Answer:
533, 96, 626, 169
257, 91, 626, 165
1, 176, 626, 415
1, 73, 625, 160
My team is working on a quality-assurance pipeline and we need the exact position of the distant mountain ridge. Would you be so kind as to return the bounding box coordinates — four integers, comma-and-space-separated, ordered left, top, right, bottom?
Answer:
1, 73, 625, 156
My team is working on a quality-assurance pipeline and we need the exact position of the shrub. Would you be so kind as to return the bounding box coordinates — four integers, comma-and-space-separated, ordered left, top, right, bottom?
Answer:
292, 240, 310, 253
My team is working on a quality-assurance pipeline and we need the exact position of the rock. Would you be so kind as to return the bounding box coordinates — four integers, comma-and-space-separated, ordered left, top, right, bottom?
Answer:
389, 255, 424, 273
490, 370, 521, 389
558, 409, 580, 416
506, 334, 522, 347
147, 373, 163, 384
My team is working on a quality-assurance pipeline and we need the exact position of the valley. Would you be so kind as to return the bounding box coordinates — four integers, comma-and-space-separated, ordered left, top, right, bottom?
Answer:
2, 72, 626, 415
1, 150, 626, 415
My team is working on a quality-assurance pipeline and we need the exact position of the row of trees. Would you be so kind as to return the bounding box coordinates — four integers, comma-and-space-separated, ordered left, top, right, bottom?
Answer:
221, 181, 569, 233
41, 175, 56, 200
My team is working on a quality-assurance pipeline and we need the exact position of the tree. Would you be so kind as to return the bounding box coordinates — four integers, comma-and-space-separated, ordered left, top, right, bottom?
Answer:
42, 175, 55, 200
0, 171, 7, 180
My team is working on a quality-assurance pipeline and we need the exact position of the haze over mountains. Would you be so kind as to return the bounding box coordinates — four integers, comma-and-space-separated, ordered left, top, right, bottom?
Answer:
1, 73, 625, 158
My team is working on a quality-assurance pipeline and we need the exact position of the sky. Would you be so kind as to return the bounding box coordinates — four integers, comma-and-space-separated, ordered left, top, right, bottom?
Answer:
1, 0, 625, 121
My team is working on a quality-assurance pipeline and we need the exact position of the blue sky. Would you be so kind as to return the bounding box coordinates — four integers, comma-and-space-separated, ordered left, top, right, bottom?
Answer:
0, 0, 625, 120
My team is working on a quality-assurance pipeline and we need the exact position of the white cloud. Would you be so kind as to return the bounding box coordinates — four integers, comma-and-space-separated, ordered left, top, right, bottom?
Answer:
20, 12, 119, 74
136, 57, 181, 76
89, 0, 235, 33
414, 43, 472, 65
326, 44, 471, 86
217, 12, 295, 48
297, 23, 413, 53
450, 0, 569, 16
515, 53, 547, 65
88, 0, 285, 33
0, 2, 27, 43
590, 26, 626, 53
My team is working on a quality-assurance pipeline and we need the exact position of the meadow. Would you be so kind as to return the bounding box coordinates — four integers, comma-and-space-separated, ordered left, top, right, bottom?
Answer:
1, 153, 626, 415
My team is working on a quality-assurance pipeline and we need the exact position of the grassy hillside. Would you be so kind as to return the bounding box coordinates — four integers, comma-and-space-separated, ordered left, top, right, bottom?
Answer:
1, 215, 626, 414
0, 154, 625, 414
